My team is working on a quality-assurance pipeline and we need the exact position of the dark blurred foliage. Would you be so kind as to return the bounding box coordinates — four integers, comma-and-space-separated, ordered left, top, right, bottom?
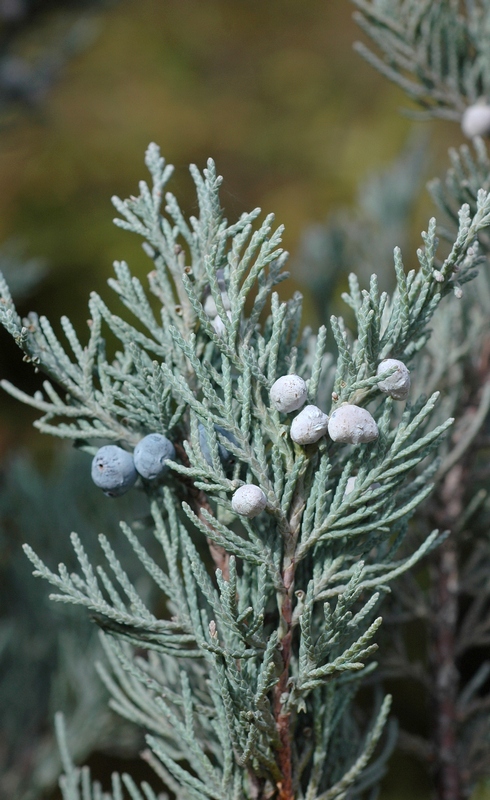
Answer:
0, 0, 108, 116
0, 447, 149, 800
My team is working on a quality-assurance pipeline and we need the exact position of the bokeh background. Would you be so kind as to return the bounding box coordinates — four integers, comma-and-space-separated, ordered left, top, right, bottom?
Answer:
0, 1, 474, 797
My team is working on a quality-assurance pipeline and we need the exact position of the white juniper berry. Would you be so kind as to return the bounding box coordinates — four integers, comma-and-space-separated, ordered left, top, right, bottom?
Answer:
289, 404, 329, 445
231, 484, 268, 518
461, 102, 490, 138
1, 143, 490, 800
376, 359, 410, 401
269, 374, 308, 413
327, 405, 379, 445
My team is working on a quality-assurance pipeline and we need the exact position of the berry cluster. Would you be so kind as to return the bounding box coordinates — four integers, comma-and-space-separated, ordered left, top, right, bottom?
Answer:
231, 358, 410, 519
92, 361, 410, 517
91, 433, 175, 497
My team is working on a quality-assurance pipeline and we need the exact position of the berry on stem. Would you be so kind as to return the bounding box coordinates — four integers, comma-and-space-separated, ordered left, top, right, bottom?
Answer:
461, 102, 490, 138
133, 433, 175, 480
270, 374, 307, 413
290, 404, 329, 445
91, 445, 138, 497
377, 358, 410, 400
232, 484, 267, 518
328, 405, 379, 445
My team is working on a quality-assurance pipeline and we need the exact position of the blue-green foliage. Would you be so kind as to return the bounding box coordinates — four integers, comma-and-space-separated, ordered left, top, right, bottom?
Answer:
0, 448, 143, 800
1, 144, 490, 799
352, 0, 490, 121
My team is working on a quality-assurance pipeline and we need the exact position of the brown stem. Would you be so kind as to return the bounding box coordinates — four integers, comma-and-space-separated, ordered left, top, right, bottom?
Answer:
273, 475, 307, 800
427, 345, 490, 800
275, 620, 294, 800
429, 537, 460, 800
429, 466, 463, 800
174, 442, 230, 580
273, 583, 295, 800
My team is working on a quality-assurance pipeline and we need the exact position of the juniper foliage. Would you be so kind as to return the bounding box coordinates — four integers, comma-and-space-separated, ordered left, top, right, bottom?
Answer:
0, 252, 141, 800
352, 0, 490, 121
343, 3, 490, 793
1, 138, 490, 800
297, 127, 490, 797
374, 138, 490, 798
0, 448, 144, 800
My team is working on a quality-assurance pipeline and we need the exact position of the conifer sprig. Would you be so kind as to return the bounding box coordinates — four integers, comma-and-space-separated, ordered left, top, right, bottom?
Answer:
352, 0, 490, 120
2, 145, 490, 799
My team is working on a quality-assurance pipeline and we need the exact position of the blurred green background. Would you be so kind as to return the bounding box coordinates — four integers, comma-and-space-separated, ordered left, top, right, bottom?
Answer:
0, 0, 473, 797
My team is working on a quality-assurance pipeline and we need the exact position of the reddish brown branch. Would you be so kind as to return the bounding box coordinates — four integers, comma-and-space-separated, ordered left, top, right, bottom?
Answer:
272, 557, 295, 800
274, 610, 294, 800
429, 537, 460, 800
273, 479, 307, 800
429, 466, 463, 800
426, 345, 490, 800
174, 442, 230, 580
274, 475, 305, 800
